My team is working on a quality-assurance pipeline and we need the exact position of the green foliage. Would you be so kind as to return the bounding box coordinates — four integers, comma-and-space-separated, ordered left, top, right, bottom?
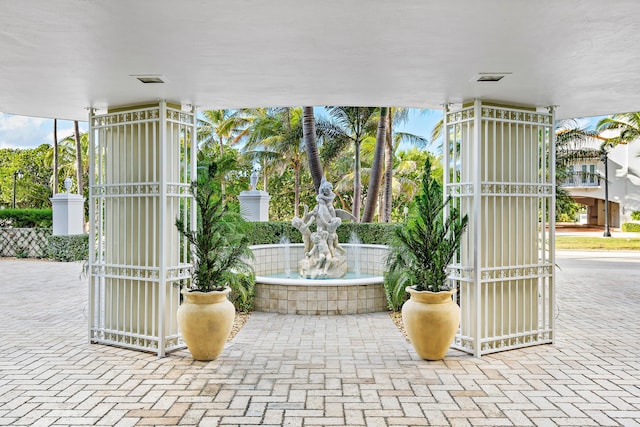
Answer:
556, 198, 581, 222
267, 167, 316, 221
0, 209, 52, 227
47, 234, 89, 261
631, 211, 640, 221
385, 157, 468, 293
176, 161, 254, 292
556, 235, 640, 250
557, 213, 576, 223
196, 149, 252, 212
622, 222, 640, 232
228, 273, 255, 312
335, 222, 399, 245
14, 243, 29, 258
244, 221, 399, 245
383, 269, 409, 311
246, 222, 302, 244
0, 145, 54, 209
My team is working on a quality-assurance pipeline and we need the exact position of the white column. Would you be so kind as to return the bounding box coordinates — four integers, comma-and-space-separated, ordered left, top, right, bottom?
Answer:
88, 101, 195, 356
447, 100, 555, 356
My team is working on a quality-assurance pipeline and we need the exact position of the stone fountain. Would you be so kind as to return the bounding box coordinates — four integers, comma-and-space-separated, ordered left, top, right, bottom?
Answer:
249, 177, 389, 315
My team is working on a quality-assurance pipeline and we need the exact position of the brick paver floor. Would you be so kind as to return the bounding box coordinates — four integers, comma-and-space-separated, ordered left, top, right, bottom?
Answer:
1, 252, 639, 426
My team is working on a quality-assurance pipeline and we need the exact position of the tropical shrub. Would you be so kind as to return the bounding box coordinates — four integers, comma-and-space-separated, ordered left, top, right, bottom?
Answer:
383, 269, 409, 311
245, 221, 398, 245
385, 157, 468, 294
631, 211, 640, 221
176, 162, 254, 293
0, 209, 52, 228
622, 222, 640, 232
47, 234, 89, 261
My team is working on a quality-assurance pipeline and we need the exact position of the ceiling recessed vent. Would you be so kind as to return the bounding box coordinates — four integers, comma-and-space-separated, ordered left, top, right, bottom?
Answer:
473, 72, 512, 82
131, 75, 165, 84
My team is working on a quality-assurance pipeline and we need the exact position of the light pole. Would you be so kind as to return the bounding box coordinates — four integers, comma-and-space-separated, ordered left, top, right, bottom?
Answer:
12, 170, 23, 209
600, 149, 611, 237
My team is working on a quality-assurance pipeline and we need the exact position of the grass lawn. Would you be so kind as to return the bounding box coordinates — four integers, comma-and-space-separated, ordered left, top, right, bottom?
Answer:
556, 236, 640, 250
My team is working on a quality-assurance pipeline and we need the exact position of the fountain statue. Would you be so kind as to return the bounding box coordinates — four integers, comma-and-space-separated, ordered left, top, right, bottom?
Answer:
292, 177, 348, 279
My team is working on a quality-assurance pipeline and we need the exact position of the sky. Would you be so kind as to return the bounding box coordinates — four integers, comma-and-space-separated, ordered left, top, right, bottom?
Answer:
0, 108, 442, 152
0, 109, 604, 152
0, 113, 87, 149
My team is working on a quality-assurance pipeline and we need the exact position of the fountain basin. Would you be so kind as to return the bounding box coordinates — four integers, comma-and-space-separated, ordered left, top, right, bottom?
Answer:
251, 243, 389, 315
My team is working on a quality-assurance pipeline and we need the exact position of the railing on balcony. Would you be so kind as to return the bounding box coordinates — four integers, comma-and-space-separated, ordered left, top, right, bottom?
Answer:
562, 172, 600, 188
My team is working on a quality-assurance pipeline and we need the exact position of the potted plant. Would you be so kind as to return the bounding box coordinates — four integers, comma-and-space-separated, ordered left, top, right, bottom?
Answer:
386, 157, 468, 360
175, 161, 254, 361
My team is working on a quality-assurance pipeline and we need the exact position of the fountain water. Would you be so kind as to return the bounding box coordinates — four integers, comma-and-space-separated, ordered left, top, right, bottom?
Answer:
349, 231, 362, 277
279, 236, 291, 278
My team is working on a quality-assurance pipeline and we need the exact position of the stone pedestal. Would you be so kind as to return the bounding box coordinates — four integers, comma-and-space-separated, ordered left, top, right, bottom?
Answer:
50, 191, 85, 236
238, 190, 271, 221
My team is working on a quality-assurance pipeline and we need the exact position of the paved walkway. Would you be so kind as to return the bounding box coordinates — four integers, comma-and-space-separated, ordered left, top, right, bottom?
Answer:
0, 253, 639, 426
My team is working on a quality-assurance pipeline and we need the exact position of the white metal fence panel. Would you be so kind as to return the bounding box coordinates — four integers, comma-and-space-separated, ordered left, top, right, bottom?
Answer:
445, 100, 555, 357
88, 102, 196, 356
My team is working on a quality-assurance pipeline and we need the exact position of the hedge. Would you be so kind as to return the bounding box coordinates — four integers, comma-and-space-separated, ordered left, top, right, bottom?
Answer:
47, 234, 89, 262
0, 209, 53, 228
245, 221, 399, 245
621, 222, 640, 232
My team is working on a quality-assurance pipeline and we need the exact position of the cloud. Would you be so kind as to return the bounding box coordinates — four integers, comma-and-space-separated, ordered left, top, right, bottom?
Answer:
0, 113, 87, 149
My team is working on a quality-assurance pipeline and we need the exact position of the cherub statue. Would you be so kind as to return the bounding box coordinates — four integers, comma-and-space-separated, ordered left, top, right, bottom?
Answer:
307, 230, 332, 275
292, 214, 314, 253
315, 177, 336, 231
293, 178, 348, 279
325, 216, 345, 257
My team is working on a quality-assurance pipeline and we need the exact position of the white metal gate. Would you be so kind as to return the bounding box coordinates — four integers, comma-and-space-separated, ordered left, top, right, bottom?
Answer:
444, 100, 555, 356
88, 101, 196, 356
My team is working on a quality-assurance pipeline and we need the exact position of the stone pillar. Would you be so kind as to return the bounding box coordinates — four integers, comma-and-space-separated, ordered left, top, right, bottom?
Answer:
238, 171, 271, 221
50, 177, 85, 235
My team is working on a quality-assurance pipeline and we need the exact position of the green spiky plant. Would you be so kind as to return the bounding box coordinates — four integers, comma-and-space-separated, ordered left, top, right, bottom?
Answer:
176, 161, 254, 293
385, 157, 468, 293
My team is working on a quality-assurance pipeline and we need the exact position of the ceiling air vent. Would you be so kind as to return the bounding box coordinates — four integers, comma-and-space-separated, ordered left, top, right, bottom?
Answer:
473, 72, 512, 82
131, 75, 165, 84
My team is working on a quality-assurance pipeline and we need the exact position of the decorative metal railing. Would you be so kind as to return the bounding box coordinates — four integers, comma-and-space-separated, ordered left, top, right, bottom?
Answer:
561, 171, 600, 188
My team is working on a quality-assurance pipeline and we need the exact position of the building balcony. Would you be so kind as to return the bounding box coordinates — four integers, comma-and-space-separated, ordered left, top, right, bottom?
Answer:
561, 172, 600, 188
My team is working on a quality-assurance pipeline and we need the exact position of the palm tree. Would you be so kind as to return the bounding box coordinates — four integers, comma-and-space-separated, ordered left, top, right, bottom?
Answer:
74, 120, 83, 195
596, 112, 640, 147
555, 122, 600, 216
382, 109, 428, 222
318, 107, 378, 221
53, 119, 58, 193
198, 109, 252, 201
362, 107, 389, 222
595, 112, 640, 235
48, 131, 90, 194
198, 109, 251, 154
245, 108, 306, 217
303, 106, 323, 193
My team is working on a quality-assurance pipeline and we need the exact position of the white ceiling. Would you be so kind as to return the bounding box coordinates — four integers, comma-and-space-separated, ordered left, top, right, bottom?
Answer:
2, 0, 640, 121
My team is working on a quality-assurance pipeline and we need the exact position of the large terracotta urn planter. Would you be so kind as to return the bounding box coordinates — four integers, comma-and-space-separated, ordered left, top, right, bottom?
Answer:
402, 287, 460, 360
177, 287, 235, 361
